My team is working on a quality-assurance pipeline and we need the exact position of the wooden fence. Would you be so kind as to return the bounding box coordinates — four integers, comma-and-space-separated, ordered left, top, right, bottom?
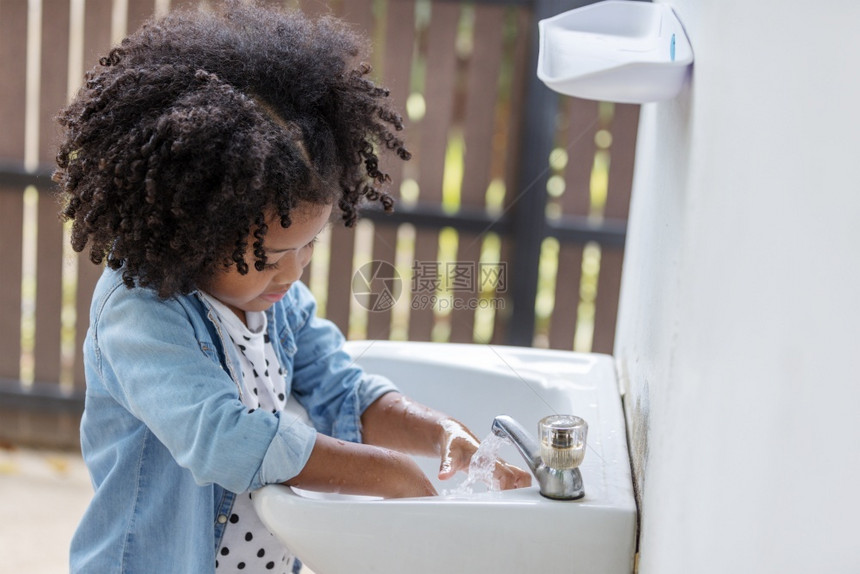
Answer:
0, 0, 638, 448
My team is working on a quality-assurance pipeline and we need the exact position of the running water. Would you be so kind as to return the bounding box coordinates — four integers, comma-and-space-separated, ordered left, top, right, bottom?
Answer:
443, 432, 511, 496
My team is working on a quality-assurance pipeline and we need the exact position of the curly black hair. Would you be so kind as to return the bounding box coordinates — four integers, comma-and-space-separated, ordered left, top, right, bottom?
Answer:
54, 1, 408, 298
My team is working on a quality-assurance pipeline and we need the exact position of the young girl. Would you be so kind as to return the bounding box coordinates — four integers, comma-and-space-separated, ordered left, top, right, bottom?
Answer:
54, 2, 529, 573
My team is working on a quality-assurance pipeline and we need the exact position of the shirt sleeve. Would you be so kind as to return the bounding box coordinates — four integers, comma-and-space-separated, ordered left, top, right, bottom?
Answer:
285, 282, 399, 443
93, 283, 316, 492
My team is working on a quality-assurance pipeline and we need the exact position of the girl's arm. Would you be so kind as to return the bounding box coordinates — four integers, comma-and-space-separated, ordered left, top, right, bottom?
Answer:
284, 433, 437, 498
359, 392, 532, 490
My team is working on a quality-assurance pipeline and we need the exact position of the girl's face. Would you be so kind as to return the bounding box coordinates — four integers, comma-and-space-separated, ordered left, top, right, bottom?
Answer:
207, 202, 332, 324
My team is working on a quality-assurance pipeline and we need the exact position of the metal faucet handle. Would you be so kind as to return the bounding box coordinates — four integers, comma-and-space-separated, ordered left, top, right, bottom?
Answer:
539, 414, 588, 470
492, 414, 586, 500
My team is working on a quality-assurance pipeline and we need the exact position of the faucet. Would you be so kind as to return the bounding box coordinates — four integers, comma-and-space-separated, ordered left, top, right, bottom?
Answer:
492, 414, 586, 500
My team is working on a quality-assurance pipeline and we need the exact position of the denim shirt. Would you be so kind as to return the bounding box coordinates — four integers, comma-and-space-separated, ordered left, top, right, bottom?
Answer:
70, 268, 397, 573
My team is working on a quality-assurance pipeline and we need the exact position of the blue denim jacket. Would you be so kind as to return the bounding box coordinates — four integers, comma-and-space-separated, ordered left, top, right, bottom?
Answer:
70, 268, 397, 573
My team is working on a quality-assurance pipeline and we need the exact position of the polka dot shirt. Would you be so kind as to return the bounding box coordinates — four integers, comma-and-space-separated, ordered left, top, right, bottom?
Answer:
202, 293, 310, 574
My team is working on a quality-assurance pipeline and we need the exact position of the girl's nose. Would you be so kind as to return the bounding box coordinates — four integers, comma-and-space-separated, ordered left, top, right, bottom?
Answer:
298, 243, 313, 270
277, 246, 313, 284
276, 257, 304, 284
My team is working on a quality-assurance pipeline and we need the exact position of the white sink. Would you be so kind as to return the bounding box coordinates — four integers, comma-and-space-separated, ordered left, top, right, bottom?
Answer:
253, 341, 637, 574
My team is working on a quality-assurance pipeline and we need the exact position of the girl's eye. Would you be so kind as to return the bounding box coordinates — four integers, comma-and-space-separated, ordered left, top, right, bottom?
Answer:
262, 238, 316, 270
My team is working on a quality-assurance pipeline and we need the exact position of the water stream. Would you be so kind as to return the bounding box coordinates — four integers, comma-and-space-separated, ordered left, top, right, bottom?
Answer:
443, 433, 511, 496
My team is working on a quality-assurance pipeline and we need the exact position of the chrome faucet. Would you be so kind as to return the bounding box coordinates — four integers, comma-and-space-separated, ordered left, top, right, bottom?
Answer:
492, 414, 586, 500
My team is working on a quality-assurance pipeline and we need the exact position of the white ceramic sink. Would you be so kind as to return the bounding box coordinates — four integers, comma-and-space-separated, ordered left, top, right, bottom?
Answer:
253, 341, 636, 574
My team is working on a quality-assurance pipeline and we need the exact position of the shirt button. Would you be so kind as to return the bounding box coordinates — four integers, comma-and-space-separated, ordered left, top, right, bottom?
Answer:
217, 514, 228, 524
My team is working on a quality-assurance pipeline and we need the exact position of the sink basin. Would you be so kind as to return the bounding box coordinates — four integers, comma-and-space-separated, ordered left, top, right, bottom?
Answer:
253, 341, 636, 574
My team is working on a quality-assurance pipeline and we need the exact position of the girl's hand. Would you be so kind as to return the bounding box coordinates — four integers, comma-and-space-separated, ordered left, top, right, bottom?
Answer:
437, 418, 532, 490
360, 393, 531, 491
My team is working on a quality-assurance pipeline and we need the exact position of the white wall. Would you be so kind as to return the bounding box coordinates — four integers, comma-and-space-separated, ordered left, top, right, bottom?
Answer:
614, 1, 860, 572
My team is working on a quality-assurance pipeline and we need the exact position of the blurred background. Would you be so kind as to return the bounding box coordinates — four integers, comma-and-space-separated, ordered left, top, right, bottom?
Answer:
0, 0, 631, 449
